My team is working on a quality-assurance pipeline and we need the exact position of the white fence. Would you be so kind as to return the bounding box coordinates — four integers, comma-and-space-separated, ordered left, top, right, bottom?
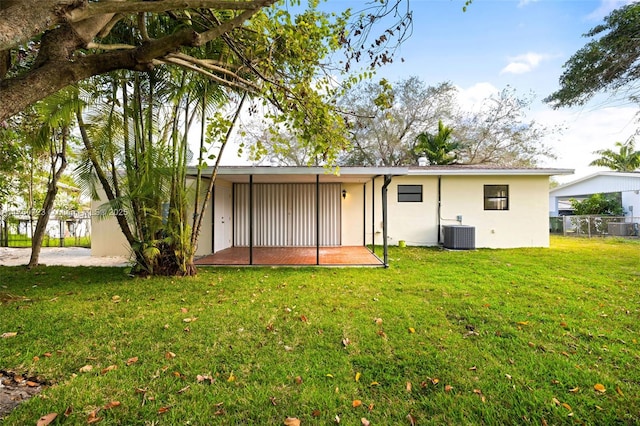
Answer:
550, 216, 640, 238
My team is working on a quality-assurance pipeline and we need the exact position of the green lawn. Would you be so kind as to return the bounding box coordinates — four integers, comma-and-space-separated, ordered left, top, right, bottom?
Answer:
0, 236, 638, 425
3, 235, 91, 248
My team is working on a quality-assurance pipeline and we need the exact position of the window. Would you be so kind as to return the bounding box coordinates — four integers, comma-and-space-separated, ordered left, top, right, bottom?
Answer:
398, 185, 423, 202
484, 185, 509, 210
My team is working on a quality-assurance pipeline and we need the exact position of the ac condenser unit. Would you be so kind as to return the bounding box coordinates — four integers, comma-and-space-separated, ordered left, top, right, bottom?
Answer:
443, 225, 475, 250
607, 222, 633, 236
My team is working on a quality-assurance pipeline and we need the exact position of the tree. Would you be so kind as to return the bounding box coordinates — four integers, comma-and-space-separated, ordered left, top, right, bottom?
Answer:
570, 193, 624, 216
0, 0, 411, 123
545, 2, 640, 108
414, 120, 458, 165
453, 87, 556, 167
589, 139, 640, 172
339, 77, 457, 166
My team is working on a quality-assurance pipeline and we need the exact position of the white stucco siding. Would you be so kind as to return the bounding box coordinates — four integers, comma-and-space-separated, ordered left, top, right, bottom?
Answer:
385, 176, 439, 246
189, 177, 216, 257
90, 188, 131, 257
341, 182, 366, 246
440, 176, 550, 248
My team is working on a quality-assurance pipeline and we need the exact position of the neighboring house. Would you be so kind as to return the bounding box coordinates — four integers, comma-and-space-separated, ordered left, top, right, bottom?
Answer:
92, 165, 572, 265
549, 171, 640, 217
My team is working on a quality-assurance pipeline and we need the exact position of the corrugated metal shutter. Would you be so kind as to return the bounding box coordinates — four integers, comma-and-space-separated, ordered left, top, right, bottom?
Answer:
233, 183, 340, 247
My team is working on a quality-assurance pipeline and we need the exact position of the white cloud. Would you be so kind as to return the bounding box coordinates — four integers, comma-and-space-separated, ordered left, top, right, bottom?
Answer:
517, 0, 539, 7
586, 0, 638, 21
455, 82, 500, 112
500, 52, 549, 75
535, 105, 639, 182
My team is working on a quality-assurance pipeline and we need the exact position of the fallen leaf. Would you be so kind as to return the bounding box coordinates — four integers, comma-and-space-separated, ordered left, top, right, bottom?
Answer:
64, 406, 73, 417
431, 378, 439, 385
326, 374, 334, 378
158, 406, 170, 414
37, 413, 57, 426
284, 417, 301, 426
227, 372, 236, 382
407, 413, 416, 426
295, 376, 303, 384
87, 409, 102, 424
270, 396, 277, 406
594, 383, 606, 393
406, 381, 412, 392
562, 402, 572, 411
103, 401, 121, 410
361, 418, 370, 426
284, 345, 294, 352
560, 322, 568, 328
111, 295, 120, 302
374, 317, 383, 325
569, 387, 580, 393
377, 330, 387, 339
505, 374, 512, 380
368, 403, 374, 412
126, 357, 139, 366
469, 366, 477, 371
183, 317, 197, 323
1, 332, 17, 338
616, 386, 624, 397
26, 381, 39, 387
342, 338, 351, 347
43, 352, 52, 357
542, 419, 548, 426
300, 315, 308, 322
180, 308, 188, 313
370, 381, 380, 386
33, 356, 40, 362
335, 414, 341, 423
177, 385, 190, 394
312, 409, 321, 417
408, 327, 415, 333
165, 351, 176, 359
79, 365, 93, 373
445, 384, 453, 392
101, 365, 117, 375
552, 397, 561, 406
355, 372, 361, 382
352, 400, 362, 408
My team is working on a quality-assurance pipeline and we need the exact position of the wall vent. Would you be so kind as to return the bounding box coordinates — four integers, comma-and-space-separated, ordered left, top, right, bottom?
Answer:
443, 225, 475, 250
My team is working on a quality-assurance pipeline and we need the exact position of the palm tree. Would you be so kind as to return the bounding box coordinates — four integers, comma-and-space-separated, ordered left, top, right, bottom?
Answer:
414, 120, 459, 165
589, 139, 640, 172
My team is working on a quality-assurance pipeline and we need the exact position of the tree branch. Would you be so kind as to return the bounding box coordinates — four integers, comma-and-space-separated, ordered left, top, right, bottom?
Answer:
66, 0, 274, 22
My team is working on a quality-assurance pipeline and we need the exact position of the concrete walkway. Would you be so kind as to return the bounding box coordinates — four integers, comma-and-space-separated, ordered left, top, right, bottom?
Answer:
0, 247, 129, 267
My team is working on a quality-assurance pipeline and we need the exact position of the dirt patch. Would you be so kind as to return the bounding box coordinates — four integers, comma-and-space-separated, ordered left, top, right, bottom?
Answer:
0, 370, 47, 419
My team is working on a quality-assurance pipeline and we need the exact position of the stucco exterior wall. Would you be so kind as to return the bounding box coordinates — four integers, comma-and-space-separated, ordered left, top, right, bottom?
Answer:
90, 189, 131, 258
341, 182, 367, 246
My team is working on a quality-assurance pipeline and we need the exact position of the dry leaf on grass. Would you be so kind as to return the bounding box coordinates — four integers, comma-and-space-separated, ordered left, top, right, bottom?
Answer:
165, 351, 176, 359
616, 386, 624, 396
407, 413, 416, 426
79, 365, 93, 373
445, 384, 453, 392
594, 383, 606, 393
126, 357, 139, 366
283, 417, 301, 426
569, 387, 580, 393
361, 418, 371, 426
2, 332, 18, 338
158, 406, 170, 414
408, 327, 415, 333
355, 372, 361, 382
36, 413, 57, 426
100, 365, 117, 375
103, 401, 121, 410
87, 409, 102, 424
352, 399, 362, 408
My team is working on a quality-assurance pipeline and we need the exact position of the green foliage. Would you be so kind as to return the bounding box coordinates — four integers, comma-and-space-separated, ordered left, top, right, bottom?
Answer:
570, 193, 624, 216
546, 2, 640, 108
414, 120, 459, 165
589, 139, 640, 172
0, 237, 638, 424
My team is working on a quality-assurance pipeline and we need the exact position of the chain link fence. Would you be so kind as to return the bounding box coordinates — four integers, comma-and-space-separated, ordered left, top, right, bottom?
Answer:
0, 211, 91, 248
550, 215, 640, 238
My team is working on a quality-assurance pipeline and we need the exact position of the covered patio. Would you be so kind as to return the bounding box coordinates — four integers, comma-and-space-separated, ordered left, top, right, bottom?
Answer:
188, 166, 405, 267
194, 246, 383, 266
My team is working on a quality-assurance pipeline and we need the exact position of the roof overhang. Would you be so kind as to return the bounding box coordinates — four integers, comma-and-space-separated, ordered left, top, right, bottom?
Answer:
408, 167, 574, 177
187, 166, 408, 183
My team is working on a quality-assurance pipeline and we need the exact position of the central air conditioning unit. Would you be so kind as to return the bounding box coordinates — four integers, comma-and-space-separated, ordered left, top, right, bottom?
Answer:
443, 225, 475, 250
607, 222, 634, 236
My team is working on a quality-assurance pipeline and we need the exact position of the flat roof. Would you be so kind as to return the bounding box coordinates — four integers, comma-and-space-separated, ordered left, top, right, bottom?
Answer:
187, 165, 573, 183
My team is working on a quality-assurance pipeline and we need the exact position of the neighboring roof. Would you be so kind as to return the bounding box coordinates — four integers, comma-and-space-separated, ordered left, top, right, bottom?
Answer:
550, 171, 640, 196
188, 165, 573, 183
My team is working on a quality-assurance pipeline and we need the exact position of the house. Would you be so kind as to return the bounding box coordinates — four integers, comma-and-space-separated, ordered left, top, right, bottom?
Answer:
549, 171, 640, 217
91, 165, 573, 266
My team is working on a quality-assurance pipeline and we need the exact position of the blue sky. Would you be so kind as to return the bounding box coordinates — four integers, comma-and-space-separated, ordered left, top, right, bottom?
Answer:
341, 0, 639, 181
223, 0, 638, 182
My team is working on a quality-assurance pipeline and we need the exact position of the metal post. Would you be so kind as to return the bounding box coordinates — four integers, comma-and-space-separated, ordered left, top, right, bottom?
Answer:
362, 184, 366, 246
371, 176, 376, 256
316, 175, 320, 265
249, 175, 253, 265
211, 184, 216, 253
382, 175, 392, 268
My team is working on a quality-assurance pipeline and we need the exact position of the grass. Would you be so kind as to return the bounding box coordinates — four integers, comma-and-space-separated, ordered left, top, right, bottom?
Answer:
3, 235, 91, 248
0, 236, 638, 425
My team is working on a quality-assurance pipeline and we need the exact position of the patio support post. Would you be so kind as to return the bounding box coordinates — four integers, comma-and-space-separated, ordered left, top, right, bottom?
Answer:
211, 185, 216, 253
362, 184, 366, 246
382, 175, 392, 268
316, 174, 320, 265
371, 176, 376, 256
249, 175, 253, 265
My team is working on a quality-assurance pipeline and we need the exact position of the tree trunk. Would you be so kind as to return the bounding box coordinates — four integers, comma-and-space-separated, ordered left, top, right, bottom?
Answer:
28, 127, 68, 268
